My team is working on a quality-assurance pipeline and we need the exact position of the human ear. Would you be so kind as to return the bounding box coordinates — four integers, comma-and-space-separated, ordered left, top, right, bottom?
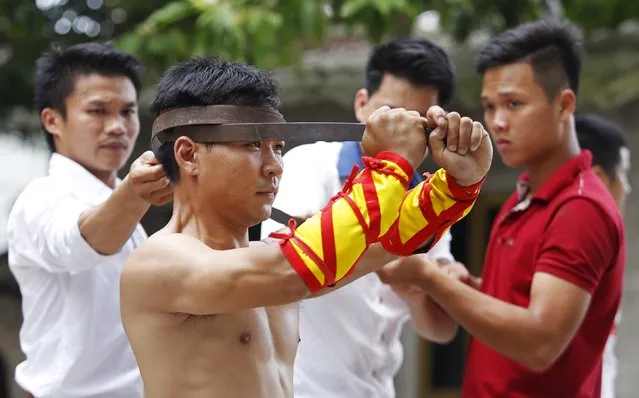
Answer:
353, 89, 370, 123
174, 137, 200, 177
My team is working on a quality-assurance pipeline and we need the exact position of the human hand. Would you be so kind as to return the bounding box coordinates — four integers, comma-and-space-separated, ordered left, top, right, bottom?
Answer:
425, 106, 493, 186
127, 151, 173, 206
361, 106, 429, 170
440, 261, 482, 290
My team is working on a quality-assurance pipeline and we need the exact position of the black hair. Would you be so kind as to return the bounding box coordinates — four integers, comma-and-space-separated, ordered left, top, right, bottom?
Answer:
35, 41, 143, 152
365, 38, 456, 106
575, 114, 629, 178
150, 57, 281, 182
476, 20, 584, 100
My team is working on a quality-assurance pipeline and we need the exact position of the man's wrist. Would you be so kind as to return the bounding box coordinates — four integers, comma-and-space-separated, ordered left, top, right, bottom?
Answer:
416, 258, 445, 293
451, 173, 487, 188
123, 175, 151, 210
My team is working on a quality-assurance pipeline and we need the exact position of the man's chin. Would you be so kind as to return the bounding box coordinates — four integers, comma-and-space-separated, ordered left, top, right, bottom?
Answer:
248, 206, 272, 227
96, 156, 130, 173
498, 152, 524, 169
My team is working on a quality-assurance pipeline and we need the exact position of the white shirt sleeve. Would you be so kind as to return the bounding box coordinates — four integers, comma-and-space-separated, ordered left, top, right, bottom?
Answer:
8, 185, 117, 275
261, 143, 341, 238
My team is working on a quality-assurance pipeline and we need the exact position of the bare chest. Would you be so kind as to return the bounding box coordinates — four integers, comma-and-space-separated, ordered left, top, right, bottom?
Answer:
185, 303, 300, 362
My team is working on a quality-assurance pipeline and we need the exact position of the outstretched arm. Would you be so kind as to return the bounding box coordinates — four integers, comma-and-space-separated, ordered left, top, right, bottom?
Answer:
78, 152, 171, 255
379, 199, 618, 371
123, 234, 399, 315
124, 107, 428, 315
21, 152, 171, 275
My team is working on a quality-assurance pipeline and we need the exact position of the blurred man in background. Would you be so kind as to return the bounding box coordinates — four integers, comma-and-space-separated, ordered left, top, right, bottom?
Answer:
576, 113, 631, 398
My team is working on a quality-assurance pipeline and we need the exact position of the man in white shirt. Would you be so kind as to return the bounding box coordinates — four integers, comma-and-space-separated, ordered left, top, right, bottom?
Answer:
7, 42, 172, 398
261, 38, 460, 398
575, 114, 632, 398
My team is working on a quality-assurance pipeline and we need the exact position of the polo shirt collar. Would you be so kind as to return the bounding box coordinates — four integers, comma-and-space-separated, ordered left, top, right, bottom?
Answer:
517, 150, 592, 203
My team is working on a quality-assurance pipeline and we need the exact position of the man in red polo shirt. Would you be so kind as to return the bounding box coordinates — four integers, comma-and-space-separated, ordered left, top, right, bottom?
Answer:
378, 21, 625, 397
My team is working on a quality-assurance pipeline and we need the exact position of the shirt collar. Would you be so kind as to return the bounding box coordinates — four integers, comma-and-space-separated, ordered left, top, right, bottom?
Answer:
338, 141, 423, 189
517, 150, 592, 203
49, 153, 120, 204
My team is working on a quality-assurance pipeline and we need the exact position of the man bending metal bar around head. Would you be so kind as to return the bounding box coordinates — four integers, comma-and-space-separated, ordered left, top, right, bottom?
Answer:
119, 57, 493, 398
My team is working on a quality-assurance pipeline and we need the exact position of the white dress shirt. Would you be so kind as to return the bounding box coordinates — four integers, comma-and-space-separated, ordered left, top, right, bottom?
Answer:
262, 142, 454, 398
7, 153, 144, 398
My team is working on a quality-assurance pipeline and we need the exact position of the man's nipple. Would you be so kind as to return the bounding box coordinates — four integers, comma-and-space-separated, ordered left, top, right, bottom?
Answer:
239, 332, 251, 345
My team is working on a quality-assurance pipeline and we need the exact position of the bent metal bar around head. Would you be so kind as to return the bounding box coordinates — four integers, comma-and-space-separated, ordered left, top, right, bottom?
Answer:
150, 104, 368, 154
150, 104, 434, 153
150, 104, 433, 225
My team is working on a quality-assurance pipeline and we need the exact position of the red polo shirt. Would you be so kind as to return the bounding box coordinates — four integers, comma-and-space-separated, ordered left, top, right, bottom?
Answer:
462, 151, 625, 398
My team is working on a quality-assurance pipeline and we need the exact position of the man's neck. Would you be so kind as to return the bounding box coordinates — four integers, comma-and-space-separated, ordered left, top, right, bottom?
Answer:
524, 137, 580, 193
169, 201, 249, 250
94, 170, 118, 189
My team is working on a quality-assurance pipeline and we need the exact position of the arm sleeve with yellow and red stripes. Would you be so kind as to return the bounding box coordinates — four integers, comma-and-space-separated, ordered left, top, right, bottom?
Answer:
381, 168, 485, 256
273, 152, 413, 293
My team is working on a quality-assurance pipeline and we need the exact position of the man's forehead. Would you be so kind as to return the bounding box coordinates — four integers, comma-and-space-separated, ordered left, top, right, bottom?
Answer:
83, 95, 137, 106
372, 76, 438, 113
74, 74, 136, 97
481, 63, 539, 96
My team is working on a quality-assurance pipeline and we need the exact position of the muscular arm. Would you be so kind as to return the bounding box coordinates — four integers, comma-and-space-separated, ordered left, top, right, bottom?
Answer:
423, 270, 590, 370
123, 234, 397, 315
412, 198, 617, 371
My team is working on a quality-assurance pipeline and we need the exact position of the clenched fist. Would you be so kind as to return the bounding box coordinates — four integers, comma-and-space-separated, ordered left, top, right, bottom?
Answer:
361, 106, 429, 169
425, 106, 493, 186
127, 151, 173, 206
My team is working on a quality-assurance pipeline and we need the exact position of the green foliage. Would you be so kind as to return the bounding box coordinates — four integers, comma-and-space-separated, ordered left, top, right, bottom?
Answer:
117, 0, 426, 76
2, 0, 639, 116
0, 0, 167, 112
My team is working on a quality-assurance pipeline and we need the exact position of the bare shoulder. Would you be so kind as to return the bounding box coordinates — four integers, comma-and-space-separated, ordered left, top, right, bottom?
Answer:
121, 233, 206, 289
249, 238, 279, 247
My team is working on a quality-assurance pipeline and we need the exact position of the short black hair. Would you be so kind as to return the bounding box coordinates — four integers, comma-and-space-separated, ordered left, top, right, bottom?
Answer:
150, 57, 281, 182
575, 114, 629, 178
35, 41, 143, 152
476, 20, 584, 100
365, 38, 455, 106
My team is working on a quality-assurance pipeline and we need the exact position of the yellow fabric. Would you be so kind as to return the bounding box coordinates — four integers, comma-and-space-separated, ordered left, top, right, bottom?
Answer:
397, 169, 458, 244
398, 187, 429, 244
392, 168, 481, 250
330, 201, 368, 280
373, 167, 409, 237
290, 240, 326, 285
290, 158, 410, 287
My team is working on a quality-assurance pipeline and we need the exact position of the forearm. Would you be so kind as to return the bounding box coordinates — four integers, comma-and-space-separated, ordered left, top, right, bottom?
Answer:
423, 270, 555, 370
310, 243, 397, 298
78, 175, 149, 255
408, 296, 458, 344
382, 169, 484, 256
278, 152, 413, 293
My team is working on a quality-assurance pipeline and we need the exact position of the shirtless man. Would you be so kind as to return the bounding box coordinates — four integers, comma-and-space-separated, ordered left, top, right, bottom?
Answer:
120, 57, 492, 398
